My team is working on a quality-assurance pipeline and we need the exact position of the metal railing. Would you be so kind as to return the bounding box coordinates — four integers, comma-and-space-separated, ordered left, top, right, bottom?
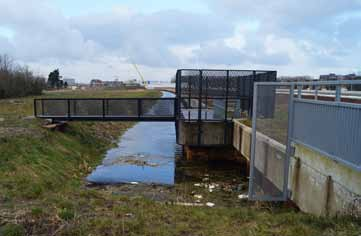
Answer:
249, 80, 361, 202
176, 69, 277, 122
34, 98, 176, 121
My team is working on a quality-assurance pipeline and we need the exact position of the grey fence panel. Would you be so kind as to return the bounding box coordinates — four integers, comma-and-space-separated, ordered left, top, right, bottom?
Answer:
292, 99, 361, 171
249, 80, 361, 202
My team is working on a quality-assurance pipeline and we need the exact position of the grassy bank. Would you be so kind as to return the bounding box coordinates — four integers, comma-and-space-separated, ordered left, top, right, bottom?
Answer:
0, 89, 360, 236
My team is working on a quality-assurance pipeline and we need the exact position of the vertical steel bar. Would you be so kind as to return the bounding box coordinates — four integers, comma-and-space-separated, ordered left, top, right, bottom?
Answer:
197, 70, 203, 145
315, 86, 318, 100
188, 74, 191, 113
106, 99, 109, 116
283, 84, 295, 200
41, 100, 44, 116
205, 73, 208, 120
248, 82, 258, 200
297, 85, 302, 98
225, 70, 230, 121
224, 70, 230, 145
336, 84, 341, 102
102, 99, 105, 118
34, 99, 37, 117
67, 99, 71, 119
73, 100, 77, 116
138, 99, 142, 118
249, 71, 256, 119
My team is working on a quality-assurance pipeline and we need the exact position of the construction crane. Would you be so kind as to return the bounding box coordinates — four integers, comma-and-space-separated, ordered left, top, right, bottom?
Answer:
131, 62, 147, 86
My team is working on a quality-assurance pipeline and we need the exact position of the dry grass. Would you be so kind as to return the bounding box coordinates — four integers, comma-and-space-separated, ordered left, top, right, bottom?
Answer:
0, 89, 360, 236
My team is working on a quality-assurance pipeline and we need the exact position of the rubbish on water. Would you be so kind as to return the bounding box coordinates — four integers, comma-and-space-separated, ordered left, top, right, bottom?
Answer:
125, 213, 135, 218
238, 194, 248, 200
194, 194, 203, 199
206, 202, 215, 207
175, 202, 204, 207
194, 183, 201, 187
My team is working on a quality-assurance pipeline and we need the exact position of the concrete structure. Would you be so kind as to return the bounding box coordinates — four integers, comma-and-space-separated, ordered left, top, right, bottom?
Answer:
233, 119, 361, 217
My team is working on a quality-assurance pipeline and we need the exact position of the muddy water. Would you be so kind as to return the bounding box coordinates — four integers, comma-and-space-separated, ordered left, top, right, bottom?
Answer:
87, 92, 179, 185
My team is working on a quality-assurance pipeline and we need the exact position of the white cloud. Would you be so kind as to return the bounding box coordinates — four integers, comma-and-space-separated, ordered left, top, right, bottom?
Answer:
0, 0, 360, 81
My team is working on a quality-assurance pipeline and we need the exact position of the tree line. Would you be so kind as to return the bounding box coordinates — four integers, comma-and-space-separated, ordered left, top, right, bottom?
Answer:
0, 54, 46, 99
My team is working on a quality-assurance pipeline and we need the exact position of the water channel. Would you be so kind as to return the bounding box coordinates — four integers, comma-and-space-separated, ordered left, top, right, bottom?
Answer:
87, 92, 178, 185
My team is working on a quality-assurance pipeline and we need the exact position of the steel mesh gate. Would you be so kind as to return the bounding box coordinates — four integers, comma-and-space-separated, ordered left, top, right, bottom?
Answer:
248, 83, 294, 201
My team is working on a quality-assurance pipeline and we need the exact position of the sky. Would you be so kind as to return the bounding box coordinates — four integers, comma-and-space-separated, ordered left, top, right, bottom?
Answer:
0, 0, 360, 82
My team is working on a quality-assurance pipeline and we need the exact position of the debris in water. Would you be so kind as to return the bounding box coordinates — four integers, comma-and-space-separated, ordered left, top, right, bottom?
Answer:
175, 202, 204, 207
194, 194, 203, 199
194, 183, 201, 187
130, 182, 139, 185
125, 213, 134, 218
238, 194, 248, 200
209, 184, 216, 189
206, 202, 215, 207
105, 155, 162, 167
0, 118, 4, 122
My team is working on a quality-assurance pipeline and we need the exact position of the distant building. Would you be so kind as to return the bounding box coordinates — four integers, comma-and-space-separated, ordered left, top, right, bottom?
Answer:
319, 73, 361, 81
103, 80, 125, 88
319, 73, 361, 91
90, 79, 103, 88
278, 76, 315, 82
90, 79, 128, 89
63, 78, 76, 86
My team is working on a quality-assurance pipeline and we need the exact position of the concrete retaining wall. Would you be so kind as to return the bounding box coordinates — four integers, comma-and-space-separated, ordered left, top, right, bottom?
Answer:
233, 119, 361, 217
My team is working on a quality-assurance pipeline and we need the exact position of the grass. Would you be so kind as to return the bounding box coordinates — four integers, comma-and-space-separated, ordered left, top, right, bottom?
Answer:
0, 89, 360, 235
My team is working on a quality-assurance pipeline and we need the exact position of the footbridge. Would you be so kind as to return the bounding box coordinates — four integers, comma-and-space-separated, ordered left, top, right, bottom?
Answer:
35, 69, 277, 146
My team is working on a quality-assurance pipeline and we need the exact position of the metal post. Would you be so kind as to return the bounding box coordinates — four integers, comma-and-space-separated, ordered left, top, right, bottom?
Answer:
249, 71, 257, 119
73, 100, 77, 116
315, 86, 318, 100
224, 70, 230, 145
283, 85, 295, 200
248, 82, 258, 200
102, 99, 105, 118
335, 84, 341, 102
67, 99, 71, 119
188, 75, 191, 112
297, 86, 302, 99
205, 73, 208, 120
197, 70, 203, 145
225, 70, 230, 121
41, 100, 44, 116
34, 99, 37, 117
138, 99, 142, 118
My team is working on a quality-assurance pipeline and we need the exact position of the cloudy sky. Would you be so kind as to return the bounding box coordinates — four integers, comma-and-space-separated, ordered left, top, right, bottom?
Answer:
0, 0, 360, 82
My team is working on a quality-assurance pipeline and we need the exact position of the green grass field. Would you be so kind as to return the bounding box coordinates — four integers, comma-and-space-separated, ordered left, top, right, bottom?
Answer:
0, 89, 360, 236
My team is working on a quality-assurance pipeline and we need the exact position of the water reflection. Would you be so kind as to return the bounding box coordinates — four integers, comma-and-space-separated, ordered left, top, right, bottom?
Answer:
87, 92, 178, 185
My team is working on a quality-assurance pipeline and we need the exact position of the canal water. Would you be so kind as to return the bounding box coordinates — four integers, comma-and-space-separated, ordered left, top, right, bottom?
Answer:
87, 92, 178, 185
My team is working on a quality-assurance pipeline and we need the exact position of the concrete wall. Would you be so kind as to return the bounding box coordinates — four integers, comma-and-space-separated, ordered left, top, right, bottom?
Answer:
233, 119, 361, 217
178, 120, 233, 146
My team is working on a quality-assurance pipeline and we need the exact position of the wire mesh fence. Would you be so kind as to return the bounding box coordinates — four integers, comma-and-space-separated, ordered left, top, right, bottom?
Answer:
176, 69, 277, 121
248, 83, 291, 201
34, 98, 176, 121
